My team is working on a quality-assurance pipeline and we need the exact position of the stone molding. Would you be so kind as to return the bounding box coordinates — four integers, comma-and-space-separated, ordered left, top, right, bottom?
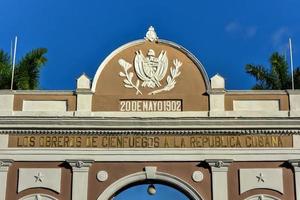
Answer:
0, 159, 14, 169
1, 149, 300, 162
97, 170, 204, 200
244, 194, 280, 200
1, 129, 300, 135
1, 116, 300, 129
207, 89, 226, 95
19, 194, 58, 200
66, 159, 94, 171
206, 159, 233, 172
227, 90, 288, 95
288, 159, 300, 165
75, 89, 93, 94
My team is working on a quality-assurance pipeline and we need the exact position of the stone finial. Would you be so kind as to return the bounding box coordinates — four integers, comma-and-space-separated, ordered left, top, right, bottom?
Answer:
77, 73, 91, 90
210, 74, 225, 89
145, 26, 158, 42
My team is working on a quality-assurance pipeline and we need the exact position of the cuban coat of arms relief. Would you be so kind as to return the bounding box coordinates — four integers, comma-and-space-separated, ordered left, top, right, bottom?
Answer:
118, 26, 182, 95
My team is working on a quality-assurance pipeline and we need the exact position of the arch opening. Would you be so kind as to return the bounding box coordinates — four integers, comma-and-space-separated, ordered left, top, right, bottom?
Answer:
112, 180, 193, 200
96, 171, 203, 200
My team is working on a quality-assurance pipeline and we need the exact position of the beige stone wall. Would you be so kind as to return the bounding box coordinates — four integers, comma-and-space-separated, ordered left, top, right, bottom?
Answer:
3, 161, 296, 200
225, 94, 289, 111
228, 162, 295, 200
13, 94, 76, 111
6, 162, 72, 200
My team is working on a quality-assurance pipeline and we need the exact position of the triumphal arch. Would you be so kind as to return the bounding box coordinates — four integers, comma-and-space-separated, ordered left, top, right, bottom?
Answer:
1, 27, 300, 200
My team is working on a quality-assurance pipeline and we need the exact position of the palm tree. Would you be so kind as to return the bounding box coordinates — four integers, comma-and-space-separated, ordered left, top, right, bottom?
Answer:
294, 68, 300, 89
245, 52, 300, 89
0, 48, 47, 90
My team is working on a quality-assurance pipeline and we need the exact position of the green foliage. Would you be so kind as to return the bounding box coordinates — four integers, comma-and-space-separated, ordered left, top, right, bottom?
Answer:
0, 50, 12, 89
245, 52, 300, 90
0, 48, 47, 90
294, 68, 300, 89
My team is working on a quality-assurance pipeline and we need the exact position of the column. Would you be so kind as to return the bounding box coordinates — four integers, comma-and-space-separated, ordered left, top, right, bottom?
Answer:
0, 159, 13, 200
289, 160, 300, 200
206, 159, 232, 200
66, 160, 94, 200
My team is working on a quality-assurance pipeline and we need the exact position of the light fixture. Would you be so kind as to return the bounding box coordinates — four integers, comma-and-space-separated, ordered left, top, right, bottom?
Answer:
147, 184, 156, 195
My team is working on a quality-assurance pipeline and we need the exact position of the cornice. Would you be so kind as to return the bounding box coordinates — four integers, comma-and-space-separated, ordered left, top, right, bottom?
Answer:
226, 90, 288, 95
1, 117, 300, 129
1, 128, 300, 135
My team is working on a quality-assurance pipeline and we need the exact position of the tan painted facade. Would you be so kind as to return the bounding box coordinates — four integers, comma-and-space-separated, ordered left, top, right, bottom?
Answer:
3, 161, 296, 200
0, 27, 300, 200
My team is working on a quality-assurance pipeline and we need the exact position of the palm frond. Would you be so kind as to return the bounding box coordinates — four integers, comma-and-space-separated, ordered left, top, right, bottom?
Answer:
15, 48, 47, 89
245, 64, 272, 89
245, 52, 296, 90
270, 52, 290, 89
294, 67, 300, 89
0, 49, 12, 89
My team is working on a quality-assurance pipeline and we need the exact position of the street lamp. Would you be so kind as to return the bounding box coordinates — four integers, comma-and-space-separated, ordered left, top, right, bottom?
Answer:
147, 184, 156, 195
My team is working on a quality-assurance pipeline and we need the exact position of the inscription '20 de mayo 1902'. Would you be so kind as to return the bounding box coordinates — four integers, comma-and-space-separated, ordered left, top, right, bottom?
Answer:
120, 100, 181, 112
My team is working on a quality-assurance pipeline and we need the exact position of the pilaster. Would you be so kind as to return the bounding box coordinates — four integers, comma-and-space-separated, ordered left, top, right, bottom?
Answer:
289, 159, 300, 200
206, 159, 233, 200
0, 159, 13, 200
66, 159, 94, 200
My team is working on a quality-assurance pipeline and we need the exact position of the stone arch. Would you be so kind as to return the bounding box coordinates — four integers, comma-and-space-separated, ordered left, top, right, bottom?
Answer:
97, 170, 203, 200
244, 194, 281, 200
19, 193, 58, 200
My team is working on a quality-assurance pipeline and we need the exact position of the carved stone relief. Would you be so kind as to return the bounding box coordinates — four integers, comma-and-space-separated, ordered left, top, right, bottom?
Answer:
118, 27, 182, 95
19, 194, 58, 200
239, 168, 283, 194
18, 168, 61, 193
245, 194, 281, 200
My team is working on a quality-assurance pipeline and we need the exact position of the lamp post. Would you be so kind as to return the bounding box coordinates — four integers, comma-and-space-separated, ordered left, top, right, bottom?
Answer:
147, 184, 156, 195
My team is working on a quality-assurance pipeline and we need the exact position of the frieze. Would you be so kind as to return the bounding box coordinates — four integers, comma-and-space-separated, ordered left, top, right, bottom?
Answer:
8, 134, 292, 148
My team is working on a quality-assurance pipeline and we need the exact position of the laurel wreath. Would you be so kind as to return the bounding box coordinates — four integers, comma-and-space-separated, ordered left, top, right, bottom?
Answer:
119, 59, 182, 95
148, 59, 182, 95
118, 59, 143, 95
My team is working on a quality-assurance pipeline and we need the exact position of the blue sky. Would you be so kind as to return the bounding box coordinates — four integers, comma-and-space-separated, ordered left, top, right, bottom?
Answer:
114, 184, 190, 200
1, 1, 299, 199
1, 0, 300, 90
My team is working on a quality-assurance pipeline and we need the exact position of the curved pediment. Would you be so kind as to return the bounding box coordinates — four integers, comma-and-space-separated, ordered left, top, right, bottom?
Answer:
91, 27, 210, 111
